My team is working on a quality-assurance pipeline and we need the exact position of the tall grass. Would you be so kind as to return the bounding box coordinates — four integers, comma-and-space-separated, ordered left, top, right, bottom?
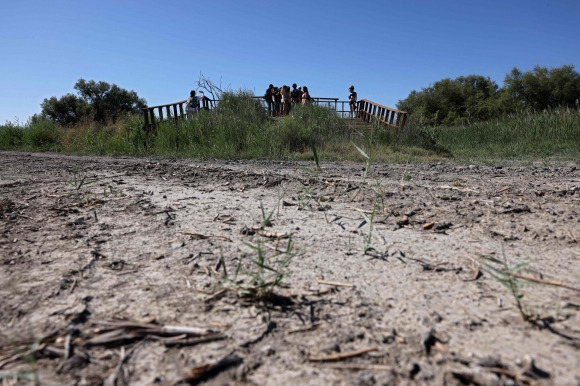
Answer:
429, 107, 580, 162
1, 93, 578, 164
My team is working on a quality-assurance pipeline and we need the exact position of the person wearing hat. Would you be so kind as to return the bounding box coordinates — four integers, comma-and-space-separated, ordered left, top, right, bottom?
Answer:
348, 85, 357, 118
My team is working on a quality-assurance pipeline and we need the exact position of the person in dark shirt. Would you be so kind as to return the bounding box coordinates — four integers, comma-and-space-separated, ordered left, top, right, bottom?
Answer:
264, 84, 274, 116
290, 83, 301, 107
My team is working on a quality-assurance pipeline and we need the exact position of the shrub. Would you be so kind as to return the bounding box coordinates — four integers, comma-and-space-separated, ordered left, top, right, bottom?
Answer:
0, 123, 24, 148
23, 119, 60, 150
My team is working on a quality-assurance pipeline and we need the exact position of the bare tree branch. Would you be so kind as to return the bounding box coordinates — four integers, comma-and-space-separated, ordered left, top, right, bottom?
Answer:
195, 72, 228, 101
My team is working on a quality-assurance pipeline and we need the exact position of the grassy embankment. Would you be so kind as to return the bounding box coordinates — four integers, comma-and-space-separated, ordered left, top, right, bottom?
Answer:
1, 92, 579, 164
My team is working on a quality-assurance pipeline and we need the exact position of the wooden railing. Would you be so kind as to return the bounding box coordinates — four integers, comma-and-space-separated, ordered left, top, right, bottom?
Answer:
142, 96, 406, 131
142, 98, 213, 131
357, 99, 407, 128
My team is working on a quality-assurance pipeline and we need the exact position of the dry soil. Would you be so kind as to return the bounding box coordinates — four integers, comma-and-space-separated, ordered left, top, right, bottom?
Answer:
0, 151, 579, 385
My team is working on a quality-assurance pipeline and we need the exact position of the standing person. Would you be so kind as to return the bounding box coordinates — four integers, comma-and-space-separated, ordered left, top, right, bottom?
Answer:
301, 86, 311, 105
290, 83, 301, 106
273, 87, 282, 116
264, 84, 274, 117
348, 85, 357, 118
281, 85, 291, 115
186, 90, 206, 117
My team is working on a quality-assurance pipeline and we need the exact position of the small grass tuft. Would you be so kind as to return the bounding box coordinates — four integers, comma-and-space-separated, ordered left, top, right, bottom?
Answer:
218, 237, 295, 299
480, 247, 533, 322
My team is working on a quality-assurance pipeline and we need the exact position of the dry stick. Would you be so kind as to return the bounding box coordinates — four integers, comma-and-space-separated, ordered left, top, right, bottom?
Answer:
468, 254, 580, 292
325, 364, 393, 371
349, 187, 362, 203
204, 289, 227, 303
286, 323, 321, 335
513, 273, 580, 292
104, 341, 143, 386
346, 206, 373, 214
567, 228, 577, 243
161, 333, 227, 347
180, 231, 232, 242
69, 278, 77, 294
308, 347, 378, 362
0, 344, 46, 369
318, 280, 354, 288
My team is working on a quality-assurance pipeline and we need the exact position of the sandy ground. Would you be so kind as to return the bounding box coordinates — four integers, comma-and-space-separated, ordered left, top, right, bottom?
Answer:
0, 151, 579, 385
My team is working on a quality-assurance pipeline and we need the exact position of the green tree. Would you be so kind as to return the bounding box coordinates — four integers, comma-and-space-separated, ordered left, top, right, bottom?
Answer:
502, 65, 580, 110
41, 79, 147, 125
397, 75, 500, 126
40, 93, 89, 126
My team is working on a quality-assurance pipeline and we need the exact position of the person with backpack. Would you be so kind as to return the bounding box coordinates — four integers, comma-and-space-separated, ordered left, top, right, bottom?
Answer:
186, 90, 206, 117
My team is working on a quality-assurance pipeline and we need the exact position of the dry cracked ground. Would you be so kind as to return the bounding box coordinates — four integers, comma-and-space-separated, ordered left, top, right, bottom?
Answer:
0, 151, 579, 385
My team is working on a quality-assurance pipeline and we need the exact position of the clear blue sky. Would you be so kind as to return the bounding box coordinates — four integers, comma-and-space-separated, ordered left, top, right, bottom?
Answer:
1, 0, 579, 124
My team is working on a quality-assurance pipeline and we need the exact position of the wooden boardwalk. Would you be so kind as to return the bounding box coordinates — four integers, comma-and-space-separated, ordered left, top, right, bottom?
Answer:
141, 98, 407, 132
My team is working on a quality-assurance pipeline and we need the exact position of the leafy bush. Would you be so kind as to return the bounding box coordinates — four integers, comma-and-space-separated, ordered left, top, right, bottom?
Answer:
0, 123, 24, 148
23, 119, 60, 150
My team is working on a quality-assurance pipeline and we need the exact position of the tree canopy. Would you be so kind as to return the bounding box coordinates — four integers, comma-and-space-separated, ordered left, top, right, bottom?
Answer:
397, 65, 580, 126
40, 79, 146, 126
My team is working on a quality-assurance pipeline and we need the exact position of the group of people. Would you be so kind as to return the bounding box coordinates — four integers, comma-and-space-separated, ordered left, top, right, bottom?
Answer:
264, 83, 358, 118
187, 84, 358, 118
264, 83, 312, 116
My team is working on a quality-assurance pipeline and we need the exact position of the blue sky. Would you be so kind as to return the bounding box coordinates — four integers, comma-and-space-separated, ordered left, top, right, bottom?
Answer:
1, 0, 579, 124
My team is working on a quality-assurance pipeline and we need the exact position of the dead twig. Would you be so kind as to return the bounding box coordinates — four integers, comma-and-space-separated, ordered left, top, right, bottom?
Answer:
318, 280, 354, 288
346, 206, 373, 214
160, 333, 226, 347
439, 185, 479, 193
513, 273, 580, 292
567, 228, 577, 243
104, 340, 144, 386
204, 289, 227, 303
308, 347, 378, 362
87, 321, 220, 346
286, 323, 321, 335
180, 231, 232, 242
181, 353, 243, 384
325, 363, 393, 371
257, 231, 289, 239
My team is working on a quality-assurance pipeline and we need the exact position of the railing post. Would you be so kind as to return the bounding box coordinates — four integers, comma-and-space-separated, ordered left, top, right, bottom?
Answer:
142, 108, 150, 131
173, 104, 178, 124
149, 107, 156, 131
400, 113, 407, 128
